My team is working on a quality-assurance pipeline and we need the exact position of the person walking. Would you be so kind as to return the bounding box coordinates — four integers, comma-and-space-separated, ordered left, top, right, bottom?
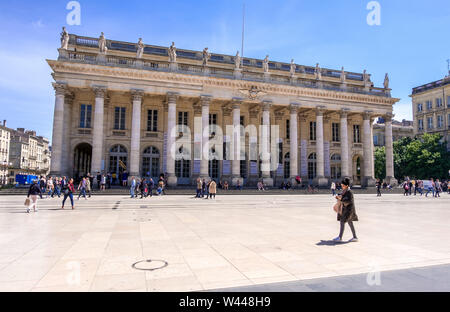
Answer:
208, 179, 217, 199
148, 178, 154, 197
403, 181, 409, 196
26, 179, 42, 213
331, 181, 336, 196
376, 179, 382, 197
46, 177, 54, 198
435, 179, 442, 198
425, 179, 435, 197
333, 178, 358, 242
196, 178, 202, 198
77, 177, 87, 200
86, 177, 92, 198
52, 177, 61, 198
61, 178, 75, 210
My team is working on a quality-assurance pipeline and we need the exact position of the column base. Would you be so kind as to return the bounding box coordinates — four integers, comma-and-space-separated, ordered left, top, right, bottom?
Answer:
262, 177, 273, 187
169, 62, 178, 71
362, 176, 376, 188
264, 73, 270, 82
234, 68, 242, 79
167, 175, 178, 187
231, 176, 243, 186
313, 176, 329, 188
385, 176, 398, 187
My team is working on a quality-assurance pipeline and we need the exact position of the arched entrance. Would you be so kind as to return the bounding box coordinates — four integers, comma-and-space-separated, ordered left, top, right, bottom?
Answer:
73, 143, 92, 179
142, 146, 160, 180
352, 155, 363, 185
109, 145, 128, 179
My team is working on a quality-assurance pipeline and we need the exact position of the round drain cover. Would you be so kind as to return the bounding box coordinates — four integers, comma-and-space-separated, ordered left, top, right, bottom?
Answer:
132, 259, 168, 271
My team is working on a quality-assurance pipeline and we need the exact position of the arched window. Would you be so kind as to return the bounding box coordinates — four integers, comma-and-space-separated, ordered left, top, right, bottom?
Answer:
109, 145, 128, 176
330, 153, 341, 180
308, 153, 317, 180
142, 146, 160, 178
284, 152, 290, 179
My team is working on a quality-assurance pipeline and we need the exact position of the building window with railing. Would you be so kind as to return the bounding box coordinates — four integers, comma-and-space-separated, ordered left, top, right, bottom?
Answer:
178, 111, 189, 126
417, 103, 423, 112
147, 109, 158, 131
418, 119, 424, 131
309, 121, 316, 141
332, 123, 340, 142
437, 115, 443, 128
114, 107, 126, 130
426, 100, 432, 110
79, 104, 92, 128
353, 125, 361, 143
427, 117, 433, 129
436, 98, 443, 108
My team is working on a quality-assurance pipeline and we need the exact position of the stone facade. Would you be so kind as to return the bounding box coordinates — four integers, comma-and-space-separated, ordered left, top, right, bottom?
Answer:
47, 32, 399, 187
0, 121, 11, 185
373, 117, 414, 146
411, 74, 450, 150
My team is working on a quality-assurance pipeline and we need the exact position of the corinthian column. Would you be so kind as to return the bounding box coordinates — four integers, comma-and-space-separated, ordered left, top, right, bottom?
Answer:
130, 89, 143, 177
231, 99, 242, 186
91, 86, 107, 175
340, 109, 350, 179
314, 106, 328, 187
289, 103, 299, 183
362, 111, 376, 187
50, 82, 67, 175
166, 92, 178, 186
200, 95, 211, 179
261, 100, 273, 186
384, 113, 398, 186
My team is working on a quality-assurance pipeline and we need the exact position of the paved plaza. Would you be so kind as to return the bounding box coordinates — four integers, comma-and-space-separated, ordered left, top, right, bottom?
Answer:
0, 193, 449, 292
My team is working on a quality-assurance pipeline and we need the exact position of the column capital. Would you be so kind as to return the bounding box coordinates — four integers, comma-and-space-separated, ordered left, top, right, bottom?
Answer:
200, 95, 212, 106
92, 86, 107, 98
363, 110, 373, 120
315, 105, 325, 116
298, 113, 307, 122
166, 92, 179, 104
289, 102, 300, 114
131, 89, 144, 102
53, 82, 68, 96
274, 110, 285, 121
384, 112, 394, 122
261, 100, 272, 111
231, 97, 243, 109
340, 108, 350, 118
65, 92, 75, 105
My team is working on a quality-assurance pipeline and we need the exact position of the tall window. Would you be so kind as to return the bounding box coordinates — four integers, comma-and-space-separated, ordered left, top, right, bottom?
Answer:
240, 159, 247, 179
142, 146, 160, 177
278, 142, 283, 165
332, 123, 340, 142
240, 116, 245, 126
79, 104, 92, 128
309, 122, 316, 141
284, 153, 290, 179
178, 111, 189, 126
418, 119, 424, 131
114, 107, 126, 130
175, 146, 190, 178
447, 96, 450, 108
353, 125, 361, 143
426, 100, 432, 110
209, 114, 217, 125
448, 114, 450, 128
437, 115, 443, 128
427, 117, 433, 129
308, 153, 317, 180
147, 110, 158, 131
330, 154, 341, 180
417, 103, 423, 112
286, 119, 290, 139
436, 98, 443, 108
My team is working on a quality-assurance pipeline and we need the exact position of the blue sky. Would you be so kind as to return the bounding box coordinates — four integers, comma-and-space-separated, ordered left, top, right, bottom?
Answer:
0, 0, 449, 141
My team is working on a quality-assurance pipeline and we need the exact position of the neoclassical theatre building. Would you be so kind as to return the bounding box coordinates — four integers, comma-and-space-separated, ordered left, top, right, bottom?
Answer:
48, 30, 399, 187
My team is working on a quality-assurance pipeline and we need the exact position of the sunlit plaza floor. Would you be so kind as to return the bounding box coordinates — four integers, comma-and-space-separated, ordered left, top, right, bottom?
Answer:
0, 193, 449, 292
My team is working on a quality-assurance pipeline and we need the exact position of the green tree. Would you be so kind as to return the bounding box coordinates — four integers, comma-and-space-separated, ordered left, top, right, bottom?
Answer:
374, 146, 386, 180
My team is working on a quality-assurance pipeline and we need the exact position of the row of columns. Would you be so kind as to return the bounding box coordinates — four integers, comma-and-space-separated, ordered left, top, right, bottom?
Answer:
50, 86, 395, 187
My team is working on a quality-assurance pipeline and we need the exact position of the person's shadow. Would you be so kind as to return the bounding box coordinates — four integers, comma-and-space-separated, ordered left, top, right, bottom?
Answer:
316, 240, 350, 246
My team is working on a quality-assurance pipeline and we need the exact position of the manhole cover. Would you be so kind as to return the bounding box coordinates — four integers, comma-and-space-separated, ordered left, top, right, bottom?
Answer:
132, 259, 168, 271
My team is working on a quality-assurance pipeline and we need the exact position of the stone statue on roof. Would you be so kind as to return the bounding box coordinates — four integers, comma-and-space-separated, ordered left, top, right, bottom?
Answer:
341, 66, 346, 83
60, 27, 69, 50
290, 59, 296, 76
363, 70, 370, 85
263, 55, 269, 73
384, 73, 389, 89
202, 47, 211, 66
168, 42, 177, 63
136, 38, 144, 59
315, 63, 322, 80
234, 51, 241, 69
98, 32, 108, 54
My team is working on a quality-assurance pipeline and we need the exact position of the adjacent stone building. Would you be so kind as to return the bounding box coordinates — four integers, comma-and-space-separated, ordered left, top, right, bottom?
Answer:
411, 74, 450, 150
373, 117, 414, 147
0, 120, 11, 185
47, 31, 399, 187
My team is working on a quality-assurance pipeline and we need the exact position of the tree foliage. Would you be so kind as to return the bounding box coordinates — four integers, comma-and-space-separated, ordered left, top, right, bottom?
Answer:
374, 133, 450, 180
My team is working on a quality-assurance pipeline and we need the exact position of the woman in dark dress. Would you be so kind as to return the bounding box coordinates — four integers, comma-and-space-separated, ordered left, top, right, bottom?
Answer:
333, 178, 358, 242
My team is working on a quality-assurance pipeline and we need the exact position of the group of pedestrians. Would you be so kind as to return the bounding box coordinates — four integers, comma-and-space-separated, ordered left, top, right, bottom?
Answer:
129, 175, 166, 198
195, 178, 217, 199
401, 178, 448, 197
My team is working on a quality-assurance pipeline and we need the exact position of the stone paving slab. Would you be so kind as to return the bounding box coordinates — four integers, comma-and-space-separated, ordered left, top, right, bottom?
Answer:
0, 193, 449, 292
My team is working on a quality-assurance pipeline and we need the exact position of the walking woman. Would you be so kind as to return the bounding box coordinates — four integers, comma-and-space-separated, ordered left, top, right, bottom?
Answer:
62, 178, 75, 210
333, 178, 358, 242
208, 179, 217, 199
26, 179, 42, 213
